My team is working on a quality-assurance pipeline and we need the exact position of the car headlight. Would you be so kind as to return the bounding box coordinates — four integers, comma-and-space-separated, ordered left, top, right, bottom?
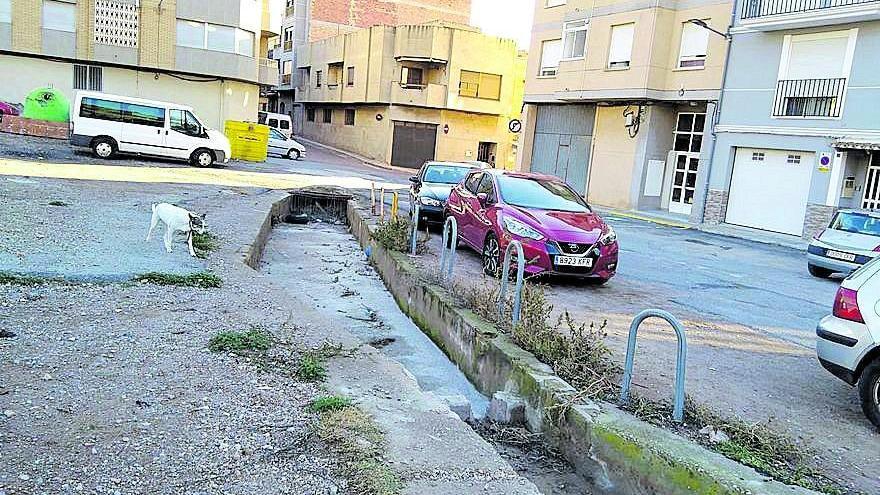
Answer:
599, 226, 617, 246
420, 196, 441, 207
503, 216, 544, 240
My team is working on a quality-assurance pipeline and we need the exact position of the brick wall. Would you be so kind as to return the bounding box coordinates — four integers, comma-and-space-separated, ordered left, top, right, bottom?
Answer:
702, 189, 729, 225
802, 203, 837, 239
11, 0, 41, 53
309, 0, 471, 42
0, 115, 69, 140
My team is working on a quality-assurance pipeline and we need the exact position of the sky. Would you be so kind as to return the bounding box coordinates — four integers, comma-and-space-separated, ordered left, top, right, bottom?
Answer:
470, 0, 535, 50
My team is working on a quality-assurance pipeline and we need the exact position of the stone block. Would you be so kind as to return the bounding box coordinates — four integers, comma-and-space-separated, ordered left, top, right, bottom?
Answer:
488, 391, 525, 425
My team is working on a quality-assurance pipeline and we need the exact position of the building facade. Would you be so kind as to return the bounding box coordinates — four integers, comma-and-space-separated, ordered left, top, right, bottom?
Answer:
518, 0, 732, 221
703, 0, 880, 238
0, 0, 281, 129
295, 22, 526, 169
268, 0, 471, 125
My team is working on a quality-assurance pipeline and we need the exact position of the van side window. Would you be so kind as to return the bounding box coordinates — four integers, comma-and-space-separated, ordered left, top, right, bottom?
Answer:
80, 97, 123, 121
123, 103, 165, 127
170, 109, 202, 136
268, 118, 278, 127
280, 120, 290, 130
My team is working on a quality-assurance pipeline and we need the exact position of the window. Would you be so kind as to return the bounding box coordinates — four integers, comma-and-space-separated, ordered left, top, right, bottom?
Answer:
322, 108, 332, 124
539, 39, 562, 77
316, 70, 323, 88
327, 63, 342, 86
608, 23, 634, 69
306, 107, 316, 122
787, 154, 801, 164
268, 118, 278, 127
401, 67, 423, 88
477, 174, 496, 203
773, 31, 853, 118
176, 19, 254, 57
170, 109, 203, 136
0, 0, 10, 23
347, 66, 355, 86
43, 0, 75, 32
270, 128, 286, 140
123, 103, 165, 127
562, 20, 588, 60
94, 0, 139, 48
280, 120, 290, 130
283, 26, 294, 51
678, 21, 709, 69
73, 65, 103, 91
345, 109, 355, 126
673, 113, 705, 153
459, 71, 502, 100
465, 172, 483, 194
80, 98, 123, 121
751, 152, 765, 161
545, 0, 566, 6
785, 32, 849, 80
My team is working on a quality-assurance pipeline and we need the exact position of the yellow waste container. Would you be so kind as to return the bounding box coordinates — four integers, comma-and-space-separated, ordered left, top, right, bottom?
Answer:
224, 121, 269, 162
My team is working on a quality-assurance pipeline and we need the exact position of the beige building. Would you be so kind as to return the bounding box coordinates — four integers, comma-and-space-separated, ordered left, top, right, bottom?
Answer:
519, 0, 732, 220
0, 0, 282, 129
295, 22, 526, 169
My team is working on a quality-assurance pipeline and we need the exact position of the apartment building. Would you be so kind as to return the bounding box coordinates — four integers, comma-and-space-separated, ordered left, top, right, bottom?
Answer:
703, 0, 880, 238
0, 0, 282, 129
518, 0, 733, 221
268, 0, 471, 122
295, 22, 526, 169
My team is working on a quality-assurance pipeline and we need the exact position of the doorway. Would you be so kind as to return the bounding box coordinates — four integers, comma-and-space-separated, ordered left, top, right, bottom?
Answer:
478, 142, 497, 166
667, 112, 705, 215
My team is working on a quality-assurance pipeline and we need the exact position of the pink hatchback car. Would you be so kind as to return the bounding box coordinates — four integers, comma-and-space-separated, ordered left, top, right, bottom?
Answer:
446, 169, 619, 284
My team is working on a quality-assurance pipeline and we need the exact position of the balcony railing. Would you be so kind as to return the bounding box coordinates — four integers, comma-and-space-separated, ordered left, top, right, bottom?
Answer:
743, 0, 880, 18
772, 78, 846, 118
259, 58, 280, 86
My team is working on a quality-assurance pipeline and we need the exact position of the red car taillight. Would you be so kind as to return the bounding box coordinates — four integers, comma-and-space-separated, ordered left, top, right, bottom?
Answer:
833, 287, 864, 323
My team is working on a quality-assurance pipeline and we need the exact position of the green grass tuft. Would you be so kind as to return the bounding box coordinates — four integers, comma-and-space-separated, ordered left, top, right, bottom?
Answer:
297, 353, 327, 382
192, 232, 221, 259
0, 272, 59, 286
208, 327, 273, 354
133, 271, 222, 288
309, 395, 352, 413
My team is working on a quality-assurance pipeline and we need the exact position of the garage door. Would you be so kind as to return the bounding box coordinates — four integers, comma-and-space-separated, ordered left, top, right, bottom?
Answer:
725, 148, 814, 236
530, 105, 594, 195
391, 121, 437, 169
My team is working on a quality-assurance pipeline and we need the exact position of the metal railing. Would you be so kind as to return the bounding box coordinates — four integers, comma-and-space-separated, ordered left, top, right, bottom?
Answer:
498, 240, 525, 326
772, 78, 846, 118
438, 216, 458, 281
742, 0, 880, 18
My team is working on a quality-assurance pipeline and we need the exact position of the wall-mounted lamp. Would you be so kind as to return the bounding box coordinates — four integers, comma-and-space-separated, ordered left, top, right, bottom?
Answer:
686, 19, 731, 41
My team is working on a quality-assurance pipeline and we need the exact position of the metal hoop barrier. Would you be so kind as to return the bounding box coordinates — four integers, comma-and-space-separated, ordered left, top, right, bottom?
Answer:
497, 240, 525, 326
619, 309, 688, 423
439, 216, 458, 281
409, 203, 421, 256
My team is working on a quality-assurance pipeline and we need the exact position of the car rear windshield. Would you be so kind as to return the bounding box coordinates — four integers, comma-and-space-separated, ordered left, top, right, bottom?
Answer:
831, 212, 880, 237
423, 165, 470, 185
496, 175, 590, 212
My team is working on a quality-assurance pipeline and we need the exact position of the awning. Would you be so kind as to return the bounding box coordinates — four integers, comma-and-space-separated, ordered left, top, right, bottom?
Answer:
833, 138, 880, 151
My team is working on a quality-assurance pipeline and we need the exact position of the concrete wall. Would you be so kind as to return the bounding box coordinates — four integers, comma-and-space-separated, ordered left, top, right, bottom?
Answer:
588, 105, 641, 208
299, 104, 393, 162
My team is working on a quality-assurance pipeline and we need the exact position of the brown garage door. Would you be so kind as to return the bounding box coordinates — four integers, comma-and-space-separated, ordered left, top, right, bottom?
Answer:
391, 121, 437, 169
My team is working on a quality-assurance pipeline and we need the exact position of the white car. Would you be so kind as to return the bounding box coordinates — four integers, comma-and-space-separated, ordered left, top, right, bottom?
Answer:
267, 128, 306, 160
808, 210, 880, 278
816, 256, 880, 428
70, 91, 230, 167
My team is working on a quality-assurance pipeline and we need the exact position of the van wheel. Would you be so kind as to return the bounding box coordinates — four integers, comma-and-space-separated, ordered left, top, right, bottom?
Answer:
92, 137, 117, 159
287, 149, 301, 160
191, 149, 215, 168
858, 359, 880, 429
809, 264, 833, 278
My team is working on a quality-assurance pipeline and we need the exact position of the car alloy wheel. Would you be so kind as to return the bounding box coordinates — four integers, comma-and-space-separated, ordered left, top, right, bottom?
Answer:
483, 234, 500, 277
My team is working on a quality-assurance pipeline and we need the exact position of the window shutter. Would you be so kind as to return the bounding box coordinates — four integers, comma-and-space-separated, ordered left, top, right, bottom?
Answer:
608, 24, 634, 66
540, 39, 562, 75
679, 22, 709, 59
787, 35, 848, 80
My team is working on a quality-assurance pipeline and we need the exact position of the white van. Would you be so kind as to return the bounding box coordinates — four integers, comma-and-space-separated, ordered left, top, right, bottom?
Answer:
258, 111, 292, 138
70, 91, 232, 167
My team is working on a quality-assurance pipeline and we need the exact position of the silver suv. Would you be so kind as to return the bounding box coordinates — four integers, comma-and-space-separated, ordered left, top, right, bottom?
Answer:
816, 256, 880, 428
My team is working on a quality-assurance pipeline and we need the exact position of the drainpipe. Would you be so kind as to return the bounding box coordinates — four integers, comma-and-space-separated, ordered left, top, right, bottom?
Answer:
693, 7, 736, 224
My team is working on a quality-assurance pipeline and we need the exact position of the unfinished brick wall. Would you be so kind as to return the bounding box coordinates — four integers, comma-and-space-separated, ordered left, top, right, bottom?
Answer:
0, 116, 70, 140
309, 0, 471, 42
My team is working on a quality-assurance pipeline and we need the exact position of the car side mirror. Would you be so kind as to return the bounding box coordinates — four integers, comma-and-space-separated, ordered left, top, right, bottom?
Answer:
477, 192, 489, 207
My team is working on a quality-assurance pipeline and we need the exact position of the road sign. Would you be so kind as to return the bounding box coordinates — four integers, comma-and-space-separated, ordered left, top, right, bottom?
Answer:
508, 119, 522, 133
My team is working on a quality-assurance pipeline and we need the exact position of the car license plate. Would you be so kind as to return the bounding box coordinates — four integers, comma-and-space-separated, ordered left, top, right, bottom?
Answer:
826, 250, 856, 262
556, 256, 593, 267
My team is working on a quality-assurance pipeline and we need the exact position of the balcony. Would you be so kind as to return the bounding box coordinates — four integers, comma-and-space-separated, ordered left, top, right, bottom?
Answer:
741, 0, 880, 29
390, 82, 448, 108
772, 78, 846, 118
261, 0, 282, 37
259, 59, 279, 86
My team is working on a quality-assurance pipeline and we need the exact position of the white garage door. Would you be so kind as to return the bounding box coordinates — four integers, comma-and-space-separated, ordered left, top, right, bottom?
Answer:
725, 148, 814, 236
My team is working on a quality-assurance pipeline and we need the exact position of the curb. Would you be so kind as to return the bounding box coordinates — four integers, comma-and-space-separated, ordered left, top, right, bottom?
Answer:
594, 207, 693, 229
344, 199, 819, 495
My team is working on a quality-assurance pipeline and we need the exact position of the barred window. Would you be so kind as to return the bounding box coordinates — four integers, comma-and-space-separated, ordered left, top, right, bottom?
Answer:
73, 65, 103, 91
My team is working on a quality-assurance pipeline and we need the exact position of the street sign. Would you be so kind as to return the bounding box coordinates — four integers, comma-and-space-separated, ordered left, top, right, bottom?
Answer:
508, 119, 522, 133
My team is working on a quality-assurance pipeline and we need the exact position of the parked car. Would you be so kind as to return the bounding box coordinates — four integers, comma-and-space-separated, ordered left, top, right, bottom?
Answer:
409, 161, 486, 227
268, 128, 306, 160
70, 91, 231, 167
258, 111, 293, 138
445, 170, 618, 283
0, 100, 21, 117
808, 210, 880, 278
816, 256, 880, 428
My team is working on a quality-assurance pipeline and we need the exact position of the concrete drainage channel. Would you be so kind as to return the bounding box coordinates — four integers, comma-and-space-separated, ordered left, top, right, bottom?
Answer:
245, 187, 819, 495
